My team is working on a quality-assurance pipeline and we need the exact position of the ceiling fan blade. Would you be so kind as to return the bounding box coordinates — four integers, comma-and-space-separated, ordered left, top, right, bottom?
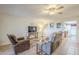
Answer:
56, 6, 64, 10
58, 12, 63, 14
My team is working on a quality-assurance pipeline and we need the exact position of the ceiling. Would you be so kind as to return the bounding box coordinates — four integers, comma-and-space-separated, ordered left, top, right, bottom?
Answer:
0, 4, 79, 20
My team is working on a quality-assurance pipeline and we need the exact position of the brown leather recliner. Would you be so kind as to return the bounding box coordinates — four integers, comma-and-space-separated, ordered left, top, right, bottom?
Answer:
7, 34, 30, 55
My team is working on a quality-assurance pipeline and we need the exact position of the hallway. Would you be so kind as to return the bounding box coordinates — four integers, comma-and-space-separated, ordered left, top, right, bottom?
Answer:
52, 21, 78, 55
53, 35, 78, 55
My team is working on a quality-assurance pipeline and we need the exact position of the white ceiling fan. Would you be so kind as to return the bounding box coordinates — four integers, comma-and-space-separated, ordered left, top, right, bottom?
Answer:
42, 4, 64, 15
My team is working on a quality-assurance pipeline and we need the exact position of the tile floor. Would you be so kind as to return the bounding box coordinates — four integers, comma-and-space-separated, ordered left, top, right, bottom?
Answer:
0, 35, 78, 55
53, 35, 78, 55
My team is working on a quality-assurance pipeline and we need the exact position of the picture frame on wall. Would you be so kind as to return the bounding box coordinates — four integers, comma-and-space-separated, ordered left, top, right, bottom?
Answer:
57, 23, 62, 28
50, 23, 54, 28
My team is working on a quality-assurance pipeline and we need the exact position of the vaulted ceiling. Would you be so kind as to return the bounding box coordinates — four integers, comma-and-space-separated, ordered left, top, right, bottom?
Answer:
0, 4, 79, 20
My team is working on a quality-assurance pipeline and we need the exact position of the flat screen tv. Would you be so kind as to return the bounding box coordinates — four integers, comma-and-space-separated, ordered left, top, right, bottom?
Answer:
28, 26, 37, 32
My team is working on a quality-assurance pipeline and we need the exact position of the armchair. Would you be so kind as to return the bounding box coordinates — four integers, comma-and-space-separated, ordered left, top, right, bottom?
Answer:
7, 34, 30, 55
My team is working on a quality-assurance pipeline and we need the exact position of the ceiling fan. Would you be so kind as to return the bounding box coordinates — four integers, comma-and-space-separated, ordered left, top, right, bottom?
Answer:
42, 4, 64, 15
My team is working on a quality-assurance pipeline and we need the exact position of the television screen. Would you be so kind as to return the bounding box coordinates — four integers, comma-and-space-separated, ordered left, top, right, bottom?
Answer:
28, 26, 37, 32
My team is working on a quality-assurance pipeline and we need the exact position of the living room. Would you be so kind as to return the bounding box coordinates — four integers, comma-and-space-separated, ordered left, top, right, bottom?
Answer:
0, 4, 79, 55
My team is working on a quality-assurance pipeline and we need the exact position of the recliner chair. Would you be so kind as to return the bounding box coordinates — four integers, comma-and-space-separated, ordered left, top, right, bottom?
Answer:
7, 34, 30, 55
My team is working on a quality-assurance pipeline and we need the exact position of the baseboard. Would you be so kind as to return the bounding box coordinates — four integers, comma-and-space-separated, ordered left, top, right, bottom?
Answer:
0, 43, 11, 46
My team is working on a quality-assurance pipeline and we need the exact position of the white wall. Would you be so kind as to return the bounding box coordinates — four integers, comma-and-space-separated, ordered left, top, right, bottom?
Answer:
0, 16, 3, 45
0, 14, 79, 46
0, 15, 51, 46
0, 19, 1, 36
0, 15, 34, 45
77, 19, 79, 43
43, 23, 64, 37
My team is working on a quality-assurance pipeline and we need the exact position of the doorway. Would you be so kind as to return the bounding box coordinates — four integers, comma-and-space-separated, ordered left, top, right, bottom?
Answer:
64, 21, 77, 38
